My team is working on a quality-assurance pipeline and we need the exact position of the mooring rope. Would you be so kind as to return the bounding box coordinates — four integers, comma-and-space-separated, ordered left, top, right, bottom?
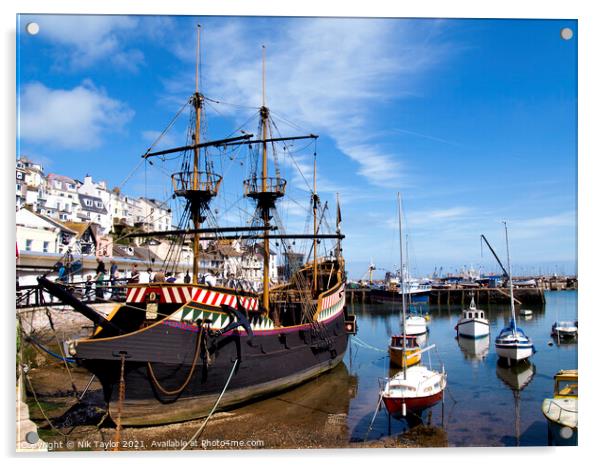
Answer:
113, 353, 127, 451
147, 325, 206, 396
350, 336, 387, 353
180, 358, 239, 450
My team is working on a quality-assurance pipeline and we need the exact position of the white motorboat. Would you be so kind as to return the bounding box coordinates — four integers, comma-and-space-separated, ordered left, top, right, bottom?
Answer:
541, 369, 578, 446
519, 309, 533, 317
551, 321, 578, 340
456, 296, 489, 338
494, 222, 534, 364
405, 314, 428, 336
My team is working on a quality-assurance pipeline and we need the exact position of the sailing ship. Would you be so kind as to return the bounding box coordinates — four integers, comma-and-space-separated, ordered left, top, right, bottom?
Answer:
494, 222, 534, 364
37, 28, 356, 426
455, 296, 489, 339
381, 194, 446, 418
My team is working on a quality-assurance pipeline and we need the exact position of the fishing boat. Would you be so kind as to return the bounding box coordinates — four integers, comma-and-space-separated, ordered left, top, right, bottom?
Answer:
551, 321, 578, 340
494, 222, 534, 364
381, 194, 446, 418
541, 369, 578, 446
455, 296, 489, 338
37, 29, 356, 426
389, 336, 421, 368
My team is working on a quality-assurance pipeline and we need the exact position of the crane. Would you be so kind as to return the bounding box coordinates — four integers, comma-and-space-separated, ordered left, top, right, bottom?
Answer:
480, 234, 509, 278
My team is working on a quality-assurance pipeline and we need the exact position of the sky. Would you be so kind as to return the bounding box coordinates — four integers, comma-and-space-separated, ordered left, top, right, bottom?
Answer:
16, 15, 577, 279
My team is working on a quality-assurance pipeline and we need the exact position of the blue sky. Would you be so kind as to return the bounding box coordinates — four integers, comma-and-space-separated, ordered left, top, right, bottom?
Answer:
16, 15, 577, 278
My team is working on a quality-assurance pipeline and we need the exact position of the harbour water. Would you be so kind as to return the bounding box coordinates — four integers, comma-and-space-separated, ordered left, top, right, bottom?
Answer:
27, 290, 577, 449
345, 290, 578, 446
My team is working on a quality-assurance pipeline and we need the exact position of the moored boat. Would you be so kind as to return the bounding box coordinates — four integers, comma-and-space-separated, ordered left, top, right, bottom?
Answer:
494, 222, 534, 364
541, 369, 578, 446
551, 321, 578, 340
380, 193, 446, 419
389, 335, 421, 368
455, 296, 489, 339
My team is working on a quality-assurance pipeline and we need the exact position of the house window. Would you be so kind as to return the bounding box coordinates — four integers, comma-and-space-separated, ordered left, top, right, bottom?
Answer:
97, 214, 101, 221
60, 214, 67, 221
16, 172, 23, 180
25, 239, 32, 251
95, 201, 103, 208
84, 199, 92, 207
43, 241, 49, 253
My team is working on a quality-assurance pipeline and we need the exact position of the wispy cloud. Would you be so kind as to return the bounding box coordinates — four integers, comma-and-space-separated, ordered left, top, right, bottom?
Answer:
160, 18, 455, 187
19, 80, 134, 149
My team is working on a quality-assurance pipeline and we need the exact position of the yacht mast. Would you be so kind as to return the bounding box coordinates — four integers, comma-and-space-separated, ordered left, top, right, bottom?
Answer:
503, 221, 517, 333
398, 193, 407, 379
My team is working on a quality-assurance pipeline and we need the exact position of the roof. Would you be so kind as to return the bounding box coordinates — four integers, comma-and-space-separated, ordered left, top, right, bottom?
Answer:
47, 173, 76, 185
78, 193, 108, 214
60, 221, 98, 240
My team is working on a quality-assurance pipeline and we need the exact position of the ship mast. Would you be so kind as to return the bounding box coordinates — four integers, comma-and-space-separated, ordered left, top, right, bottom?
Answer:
313, 153, 318, 292
260, 45, 270, 312
192, 24, 202, 284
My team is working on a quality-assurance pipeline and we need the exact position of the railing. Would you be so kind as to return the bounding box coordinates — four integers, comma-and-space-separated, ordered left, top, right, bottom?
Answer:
243, 177, 286, 196
544, 399, 578, 422
16, 279, 129, 309
171, 171, 222, 196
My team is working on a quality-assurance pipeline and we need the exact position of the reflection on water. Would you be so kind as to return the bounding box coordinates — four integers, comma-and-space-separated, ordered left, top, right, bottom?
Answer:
457, 335, 490, 362
342, 290, 577, 447
495, 360, 535, 446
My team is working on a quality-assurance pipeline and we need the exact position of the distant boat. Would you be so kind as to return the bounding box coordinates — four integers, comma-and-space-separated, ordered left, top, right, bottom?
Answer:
519, 309, 533, 317
455, 296, 489, 339
541, 369, 578, 446
389, 335, 421, 368
551, 321, 578, 340
405, 314, 428, 336
381, 193, 446, 419
495, 222, 534, 364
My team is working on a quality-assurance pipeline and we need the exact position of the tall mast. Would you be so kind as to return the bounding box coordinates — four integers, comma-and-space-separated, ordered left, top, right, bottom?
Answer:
192, 24, 202, 285
312, 153, 318, 292
261, 45, 270, 312
335, 192, 341, 259
398, 193, 407, 379
503, 221, 517, 333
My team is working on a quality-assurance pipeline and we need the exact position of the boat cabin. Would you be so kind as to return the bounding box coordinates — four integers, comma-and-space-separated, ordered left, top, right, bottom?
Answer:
554, 370, 578, 397
463, 309, 486, 320
390, 335, 419, 349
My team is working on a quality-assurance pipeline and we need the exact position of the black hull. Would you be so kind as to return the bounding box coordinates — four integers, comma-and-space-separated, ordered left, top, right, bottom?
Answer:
77, 312, 349, 425
370, 289, 430, 304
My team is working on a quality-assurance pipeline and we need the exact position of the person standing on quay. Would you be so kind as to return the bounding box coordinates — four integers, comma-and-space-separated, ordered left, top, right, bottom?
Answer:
129, 264, 140, 284
95, 258, 106, 300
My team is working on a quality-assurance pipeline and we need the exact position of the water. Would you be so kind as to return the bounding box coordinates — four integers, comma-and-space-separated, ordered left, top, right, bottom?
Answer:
34, 291, 578, 449
345, 290, 578, 446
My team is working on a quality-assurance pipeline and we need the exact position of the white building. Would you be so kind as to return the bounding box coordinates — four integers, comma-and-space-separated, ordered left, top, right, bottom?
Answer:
16, 207, 77, 255
137, 198, 172, 232
40, 174, 81, 222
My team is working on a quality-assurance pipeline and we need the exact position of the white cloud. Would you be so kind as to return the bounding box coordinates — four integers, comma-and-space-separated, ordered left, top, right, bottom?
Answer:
19, 81, 134, 149
34, 15, 144, 70
161, 18, 454, 187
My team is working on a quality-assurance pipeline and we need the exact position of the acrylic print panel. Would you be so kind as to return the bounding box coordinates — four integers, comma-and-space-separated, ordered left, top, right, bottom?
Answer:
16, 14, 577, 452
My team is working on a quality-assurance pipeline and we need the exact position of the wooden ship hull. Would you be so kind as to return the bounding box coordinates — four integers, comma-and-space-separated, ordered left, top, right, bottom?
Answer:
68, 263, 351, 426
